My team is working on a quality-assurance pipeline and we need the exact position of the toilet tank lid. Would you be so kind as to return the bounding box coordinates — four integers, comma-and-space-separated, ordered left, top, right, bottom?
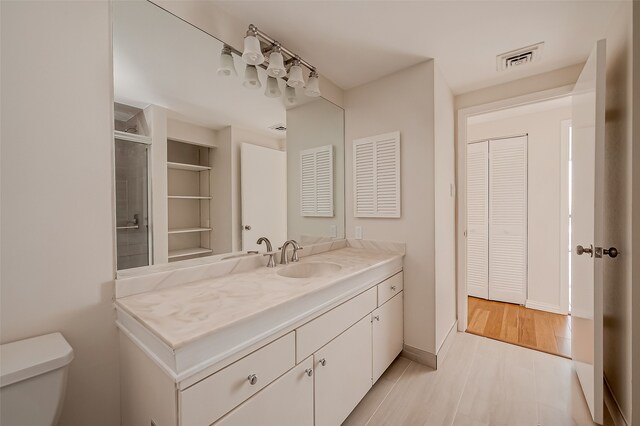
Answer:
1, 332, 73, 388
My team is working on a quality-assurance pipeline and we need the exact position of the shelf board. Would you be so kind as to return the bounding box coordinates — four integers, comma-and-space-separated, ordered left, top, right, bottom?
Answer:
114, 130, 152, 144
168, 247, 213, 259
168, 227, 212, 234
167, 161, 211, 172
167, 195, 212, 200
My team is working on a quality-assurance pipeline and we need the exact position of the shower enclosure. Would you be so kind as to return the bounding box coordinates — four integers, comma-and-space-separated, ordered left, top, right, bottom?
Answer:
114, 132, 151, 270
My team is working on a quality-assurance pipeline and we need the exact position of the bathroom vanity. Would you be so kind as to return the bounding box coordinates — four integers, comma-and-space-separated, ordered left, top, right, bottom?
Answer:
115, 242, 404, 426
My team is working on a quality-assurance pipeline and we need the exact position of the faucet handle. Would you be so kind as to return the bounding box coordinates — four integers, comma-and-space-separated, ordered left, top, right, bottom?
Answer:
291, 246, 303, 262
262, 251, 277, 268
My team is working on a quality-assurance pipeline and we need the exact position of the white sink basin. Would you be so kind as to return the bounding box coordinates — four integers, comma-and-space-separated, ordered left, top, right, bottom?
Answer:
277, 262, 342, 279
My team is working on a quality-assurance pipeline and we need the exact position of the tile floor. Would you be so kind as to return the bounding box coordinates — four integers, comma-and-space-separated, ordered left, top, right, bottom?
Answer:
344, 332, 610, 425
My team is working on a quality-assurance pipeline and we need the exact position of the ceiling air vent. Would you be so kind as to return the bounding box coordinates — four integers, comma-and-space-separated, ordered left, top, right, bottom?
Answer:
269, 123, 287, 132
496, 42, 544, 72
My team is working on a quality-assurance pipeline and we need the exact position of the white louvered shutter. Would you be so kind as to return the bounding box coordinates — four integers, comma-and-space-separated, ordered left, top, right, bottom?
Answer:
488, 136, 528, 304
300, 145, 334, 217
353, 132, 400, 218
466, 141, 489, 299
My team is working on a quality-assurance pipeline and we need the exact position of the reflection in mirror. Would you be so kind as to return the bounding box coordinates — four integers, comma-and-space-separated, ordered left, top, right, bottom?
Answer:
112, 1, 344, 271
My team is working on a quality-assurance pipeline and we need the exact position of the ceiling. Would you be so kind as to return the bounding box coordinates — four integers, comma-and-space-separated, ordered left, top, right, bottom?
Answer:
214, 1, 623, 94
113, 0, 289, 137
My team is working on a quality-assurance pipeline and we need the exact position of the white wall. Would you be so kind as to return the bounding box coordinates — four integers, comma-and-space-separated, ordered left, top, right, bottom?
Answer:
601, 1, 633, 422
287, 99, 345, 244
434, 66, 457, 350
0, 2, 120, 425
467, 106, 572, 313
345, 61, 455, 356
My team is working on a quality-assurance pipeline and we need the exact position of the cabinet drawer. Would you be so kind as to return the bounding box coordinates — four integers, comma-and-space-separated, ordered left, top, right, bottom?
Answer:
296, 287, 376, 363
180, 332, 295, 426
214, 357, 314, 426
377, 272, 403, 306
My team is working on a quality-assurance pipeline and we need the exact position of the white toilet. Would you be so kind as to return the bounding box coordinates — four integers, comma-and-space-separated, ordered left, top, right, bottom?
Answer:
0, 332, 73, 426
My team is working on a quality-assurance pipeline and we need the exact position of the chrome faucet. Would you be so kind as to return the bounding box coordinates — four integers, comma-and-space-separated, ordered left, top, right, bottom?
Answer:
279, 240, 303, 265
257, 237, 276, 268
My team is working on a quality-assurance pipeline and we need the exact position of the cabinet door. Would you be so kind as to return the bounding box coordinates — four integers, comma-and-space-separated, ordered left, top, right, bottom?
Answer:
214, 357, 314, 426
314, 315, 372, 426
372, 291, 404, 383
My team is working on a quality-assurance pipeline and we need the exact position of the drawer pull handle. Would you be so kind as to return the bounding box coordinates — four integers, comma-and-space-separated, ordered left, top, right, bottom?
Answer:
390, 285, 397, 291
373, 315, 380, 321
305, 368, 313, 377
247, 374, 258, 385
319, 358, 327, 366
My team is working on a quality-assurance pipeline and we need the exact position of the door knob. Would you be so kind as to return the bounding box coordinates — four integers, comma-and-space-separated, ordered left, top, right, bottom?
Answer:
243, 225, 251, 230
247, 374, 258, 385
319, 358, 326, 366
576, 244, 593, 257
603, 247, 619, 258
305, 368, 313, 377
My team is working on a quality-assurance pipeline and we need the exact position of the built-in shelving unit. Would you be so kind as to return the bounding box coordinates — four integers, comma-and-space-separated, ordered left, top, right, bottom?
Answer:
167, 195, 212, 200
167, 140, 214, 262
168, 247, 213, 260
168, 227, 212, 234
167, 161, 211, 172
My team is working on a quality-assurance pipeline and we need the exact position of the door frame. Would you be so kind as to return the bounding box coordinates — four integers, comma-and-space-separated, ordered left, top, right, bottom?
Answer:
456, 84, 574, 332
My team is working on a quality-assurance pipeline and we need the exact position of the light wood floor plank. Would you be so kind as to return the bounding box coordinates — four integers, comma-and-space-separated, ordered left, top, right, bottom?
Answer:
341, 332, 606, 426
467, 296, 572, 358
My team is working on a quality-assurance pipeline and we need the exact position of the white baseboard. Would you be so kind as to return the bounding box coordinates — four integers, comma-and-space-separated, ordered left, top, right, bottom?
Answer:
604, 376, 629, 426
435, 320, 458, 368
402, 321, 458, 370
525, 299, 567, 315
402, 344, 436, 369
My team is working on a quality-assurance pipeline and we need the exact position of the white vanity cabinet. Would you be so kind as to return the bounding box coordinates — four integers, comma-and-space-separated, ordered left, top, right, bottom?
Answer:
372, 291, 404, 383
214, 357, 314, 426
314, 315, 373, 426
118, 264, 404, 426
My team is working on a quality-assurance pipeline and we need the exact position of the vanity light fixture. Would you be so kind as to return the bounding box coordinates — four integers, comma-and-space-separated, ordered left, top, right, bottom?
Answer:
305, 69, 321, 97
243, 64, 262, 89
217, 45, 237, 76
266, 43, 287, 78
284, 86, 297, 105
222, 24, 321, 102
286, 57, 305, 88
242, 25, 264, 65
264, 76, 282, 98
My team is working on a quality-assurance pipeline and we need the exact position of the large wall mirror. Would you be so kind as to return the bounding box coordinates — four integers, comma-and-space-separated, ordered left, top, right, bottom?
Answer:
112, 1, 345, 272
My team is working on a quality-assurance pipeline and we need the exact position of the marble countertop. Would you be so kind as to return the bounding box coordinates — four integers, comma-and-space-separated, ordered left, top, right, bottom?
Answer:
116, 247, 403, 350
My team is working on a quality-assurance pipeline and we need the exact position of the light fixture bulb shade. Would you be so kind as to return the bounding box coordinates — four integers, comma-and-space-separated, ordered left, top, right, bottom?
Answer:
242, 35, 264, 65
264, 76, 282, 98
217, 51, 237, 76
305, 74, 321, 97
286, 65, 305, 88
284, 86, 297, 105
243, 65, 262, 89
266, 51, 286, 78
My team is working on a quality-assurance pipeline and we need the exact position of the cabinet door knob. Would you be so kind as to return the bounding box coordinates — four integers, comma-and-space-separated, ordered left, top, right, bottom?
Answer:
247, 374, 258, 385
305, 368, 313, 377
319, 358, 327, 366
390, 285, 397, 291
373, 315, 380, 321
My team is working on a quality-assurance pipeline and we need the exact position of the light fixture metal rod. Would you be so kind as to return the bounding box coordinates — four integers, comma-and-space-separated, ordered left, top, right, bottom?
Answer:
249, 24, 317, 72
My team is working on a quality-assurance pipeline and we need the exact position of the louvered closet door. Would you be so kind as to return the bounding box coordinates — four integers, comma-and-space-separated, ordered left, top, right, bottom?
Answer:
488, 136, 528, 304
466, 141, 489, 299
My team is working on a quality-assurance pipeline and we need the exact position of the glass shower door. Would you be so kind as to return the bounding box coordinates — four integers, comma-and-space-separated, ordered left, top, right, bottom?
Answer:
114, 136, 151, 270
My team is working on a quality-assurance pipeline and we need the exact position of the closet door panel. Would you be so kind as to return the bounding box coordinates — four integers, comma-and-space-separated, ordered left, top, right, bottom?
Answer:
488, 136, 528, 304
466, 141, 489, 299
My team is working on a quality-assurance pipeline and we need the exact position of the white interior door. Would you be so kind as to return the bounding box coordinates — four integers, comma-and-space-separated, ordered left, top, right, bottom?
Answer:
488, 136, 528, 305
466, 141, 489, 299
241, 143, 287, 252
571, 39, 606, 424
